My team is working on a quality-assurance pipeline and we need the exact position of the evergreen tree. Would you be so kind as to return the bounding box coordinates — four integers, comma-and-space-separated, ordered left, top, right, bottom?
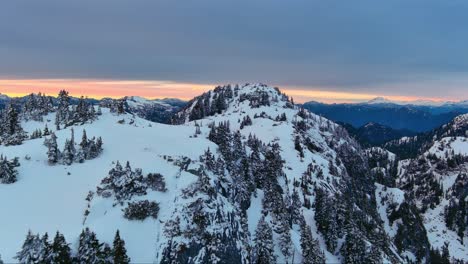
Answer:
275, 216, 293, 261
300, 222, 325, 264
112, 230, 130, 264
232, 131, 246, 163
77, 228, 101, 264
57, 90, 70, 126
39, 233, 51, 263
253, 216, 276, 264
295, 135, 304, 159
0, 155, 19, 184
50, 231, 72, 264
80, 129, 88, 150
314, 187, 338, 251
291, 188, 303, 226
43, 124, 50, 136
250, 146, 264, 188
62, 139, 75, 165
340, 229, 367, 264
47, 133, 60, 164
97, 161, 146, 201
15, 231, 48, 263
1, 104, 27, 145
240, 115, 252, 129
441, 243, 451, 264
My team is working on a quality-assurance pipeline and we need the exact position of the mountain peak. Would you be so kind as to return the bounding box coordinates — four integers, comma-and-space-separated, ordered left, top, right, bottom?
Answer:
172, 83, 294, 124
366, 97, 392, 104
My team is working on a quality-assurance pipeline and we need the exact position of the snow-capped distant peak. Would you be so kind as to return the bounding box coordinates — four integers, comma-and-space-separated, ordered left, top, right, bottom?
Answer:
367, 97, 392, 104
363, 97, 466, 107
126, 96, 171, 108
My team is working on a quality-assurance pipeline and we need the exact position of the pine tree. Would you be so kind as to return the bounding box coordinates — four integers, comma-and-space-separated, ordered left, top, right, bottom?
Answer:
232, 131, 245, 163
314, 187, 338, 252
291, 188, 303, 225
250, 146, 264, 188
39, 232, 51, 263
15, 231, 48, 263
98, 244, 113, 264
276, 216, 293, 261
112, 230, 130, 264
55, 113, 61, 130
202, 148, 216, 171
77, 228, 101, 264
300, 222, 325, 264
97, 161, 146, 201
62, 139, 75, 165
47, 133, 60, 164
50, 231, 72, 264
253, 216, 276, 264
1, 104, 27, 145
441, 242, 451, 264
295, 135, 304, 159
341, 229, 366, 264
43, 124, 50, 136
57, 90, 70, 126
0, 155, 19, 184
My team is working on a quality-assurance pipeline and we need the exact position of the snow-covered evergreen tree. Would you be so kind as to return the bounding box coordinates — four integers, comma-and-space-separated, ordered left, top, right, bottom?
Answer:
56, 90, 71, 126
0, 155, 19, 184
300, 222, 325, 264
123, 200, 160, 220
47, 132, 60, 164
77, 228, 101, 264
112, 230, 130, 264
46, 129, 103, 165
0, 104, 27, 145
15, 231, 49, 264
49, 231, 72, 264
253, 216, 276, 264
97, 161, 146, 202
62, 139, 76, 166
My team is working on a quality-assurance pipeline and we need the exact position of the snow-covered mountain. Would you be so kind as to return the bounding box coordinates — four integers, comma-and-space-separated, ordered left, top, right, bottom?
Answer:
0, 84, 466, 263
124, 96, 186, 123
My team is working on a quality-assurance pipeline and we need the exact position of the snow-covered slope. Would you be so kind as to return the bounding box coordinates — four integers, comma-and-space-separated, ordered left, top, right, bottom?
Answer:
0, 109, 209, 262
392, 115, 468, 261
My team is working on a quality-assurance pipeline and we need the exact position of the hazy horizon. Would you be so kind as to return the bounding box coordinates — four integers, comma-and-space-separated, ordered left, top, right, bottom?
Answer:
1, 79, 465, 104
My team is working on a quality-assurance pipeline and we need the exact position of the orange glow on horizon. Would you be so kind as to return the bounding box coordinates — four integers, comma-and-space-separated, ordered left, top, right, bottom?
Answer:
0, 79, 455, 104
0, 79, 213, 101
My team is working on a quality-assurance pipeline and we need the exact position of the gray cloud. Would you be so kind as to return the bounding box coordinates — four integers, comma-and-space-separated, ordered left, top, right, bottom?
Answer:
1, 0, 468, 97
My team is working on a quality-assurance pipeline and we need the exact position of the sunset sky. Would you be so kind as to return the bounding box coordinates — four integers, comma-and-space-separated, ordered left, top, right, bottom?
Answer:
1, 1, 468, 103
0, 79, 455, 104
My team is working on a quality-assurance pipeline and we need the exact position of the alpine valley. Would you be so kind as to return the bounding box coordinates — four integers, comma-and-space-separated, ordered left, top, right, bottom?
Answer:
0, 84, 467, 264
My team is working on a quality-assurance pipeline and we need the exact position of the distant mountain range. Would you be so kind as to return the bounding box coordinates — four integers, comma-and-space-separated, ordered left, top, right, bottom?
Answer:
302, 97, 468, 132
